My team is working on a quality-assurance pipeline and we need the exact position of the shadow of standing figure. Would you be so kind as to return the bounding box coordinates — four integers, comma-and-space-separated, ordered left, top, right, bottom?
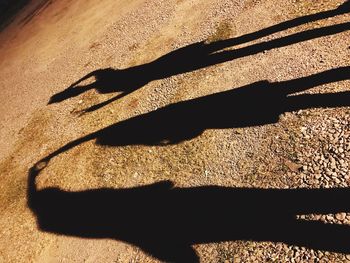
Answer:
28, 165, 350, 263
48, 1, 350, 112
39, 66, 350, 164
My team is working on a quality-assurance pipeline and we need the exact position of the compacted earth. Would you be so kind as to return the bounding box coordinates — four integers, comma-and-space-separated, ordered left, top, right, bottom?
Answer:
0, 0, 349, 262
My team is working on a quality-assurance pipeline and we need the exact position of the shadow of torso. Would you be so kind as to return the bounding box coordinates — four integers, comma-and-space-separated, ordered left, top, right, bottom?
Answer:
96, 80, 284, 146
28, 177, 350, 262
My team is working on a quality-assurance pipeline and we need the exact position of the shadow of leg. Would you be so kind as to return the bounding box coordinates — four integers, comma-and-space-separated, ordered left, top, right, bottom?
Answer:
285, 91, 350, 112
281, 220, 350, 253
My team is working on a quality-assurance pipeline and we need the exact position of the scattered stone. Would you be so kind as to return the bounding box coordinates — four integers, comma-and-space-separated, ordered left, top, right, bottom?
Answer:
285, 160, 302, 172
335, 213, 346, 221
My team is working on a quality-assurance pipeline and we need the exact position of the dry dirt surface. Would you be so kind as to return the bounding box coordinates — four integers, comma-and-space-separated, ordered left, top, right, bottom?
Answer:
0, 0, 350, 262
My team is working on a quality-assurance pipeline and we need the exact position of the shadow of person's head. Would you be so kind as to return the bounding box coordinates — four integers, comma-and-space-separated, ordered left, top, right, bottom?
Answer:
48, 67, 151, 104
338, 0, 350, 12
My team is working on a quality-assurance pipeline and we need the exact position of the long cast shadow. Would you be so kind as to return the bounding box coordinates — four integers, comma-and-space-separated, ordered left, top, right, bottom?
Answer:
28, 166, 350, 262
30, 4, 350, 261
39, 66, 350, 165
48, 2, 350, 112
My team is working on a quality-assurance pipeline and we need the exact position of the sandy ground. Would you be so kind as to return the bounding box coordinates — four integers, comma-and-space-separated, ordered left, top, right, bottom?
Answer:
0, 0, 349, 262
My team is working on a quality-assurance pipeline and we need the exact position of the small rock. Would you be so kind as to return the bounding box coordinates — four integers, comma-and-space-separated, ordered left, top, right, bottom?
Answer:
326, 215, 333, 221
336, 213, 346, 221
285, 160, 302, 172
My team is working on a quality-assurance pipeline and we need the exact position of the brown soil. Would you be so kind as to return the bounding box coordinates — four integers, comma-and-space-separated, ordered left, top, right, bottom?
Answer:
0, 0, 349, 262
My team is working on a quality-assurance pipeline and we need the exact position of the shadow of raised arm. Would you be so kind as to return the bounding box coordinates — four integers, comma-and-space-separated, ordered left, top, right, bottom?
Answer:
28, 167, 350, 263
39, 66, 350, 165
48, 2, 349, 110
48, 69, 112, 104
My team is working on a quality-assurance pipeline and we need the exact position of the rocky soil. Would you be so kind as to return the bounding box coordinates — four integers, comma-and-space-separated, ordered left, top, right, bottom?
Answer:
0, 0, 349, 262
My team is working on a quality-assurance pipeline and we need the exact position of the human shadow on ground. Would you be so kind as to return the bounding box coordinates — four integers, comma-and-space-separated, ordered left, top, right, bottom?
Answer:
28, 167, 350, 262
40, 66, 350, 164
48, 1, 350, 112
